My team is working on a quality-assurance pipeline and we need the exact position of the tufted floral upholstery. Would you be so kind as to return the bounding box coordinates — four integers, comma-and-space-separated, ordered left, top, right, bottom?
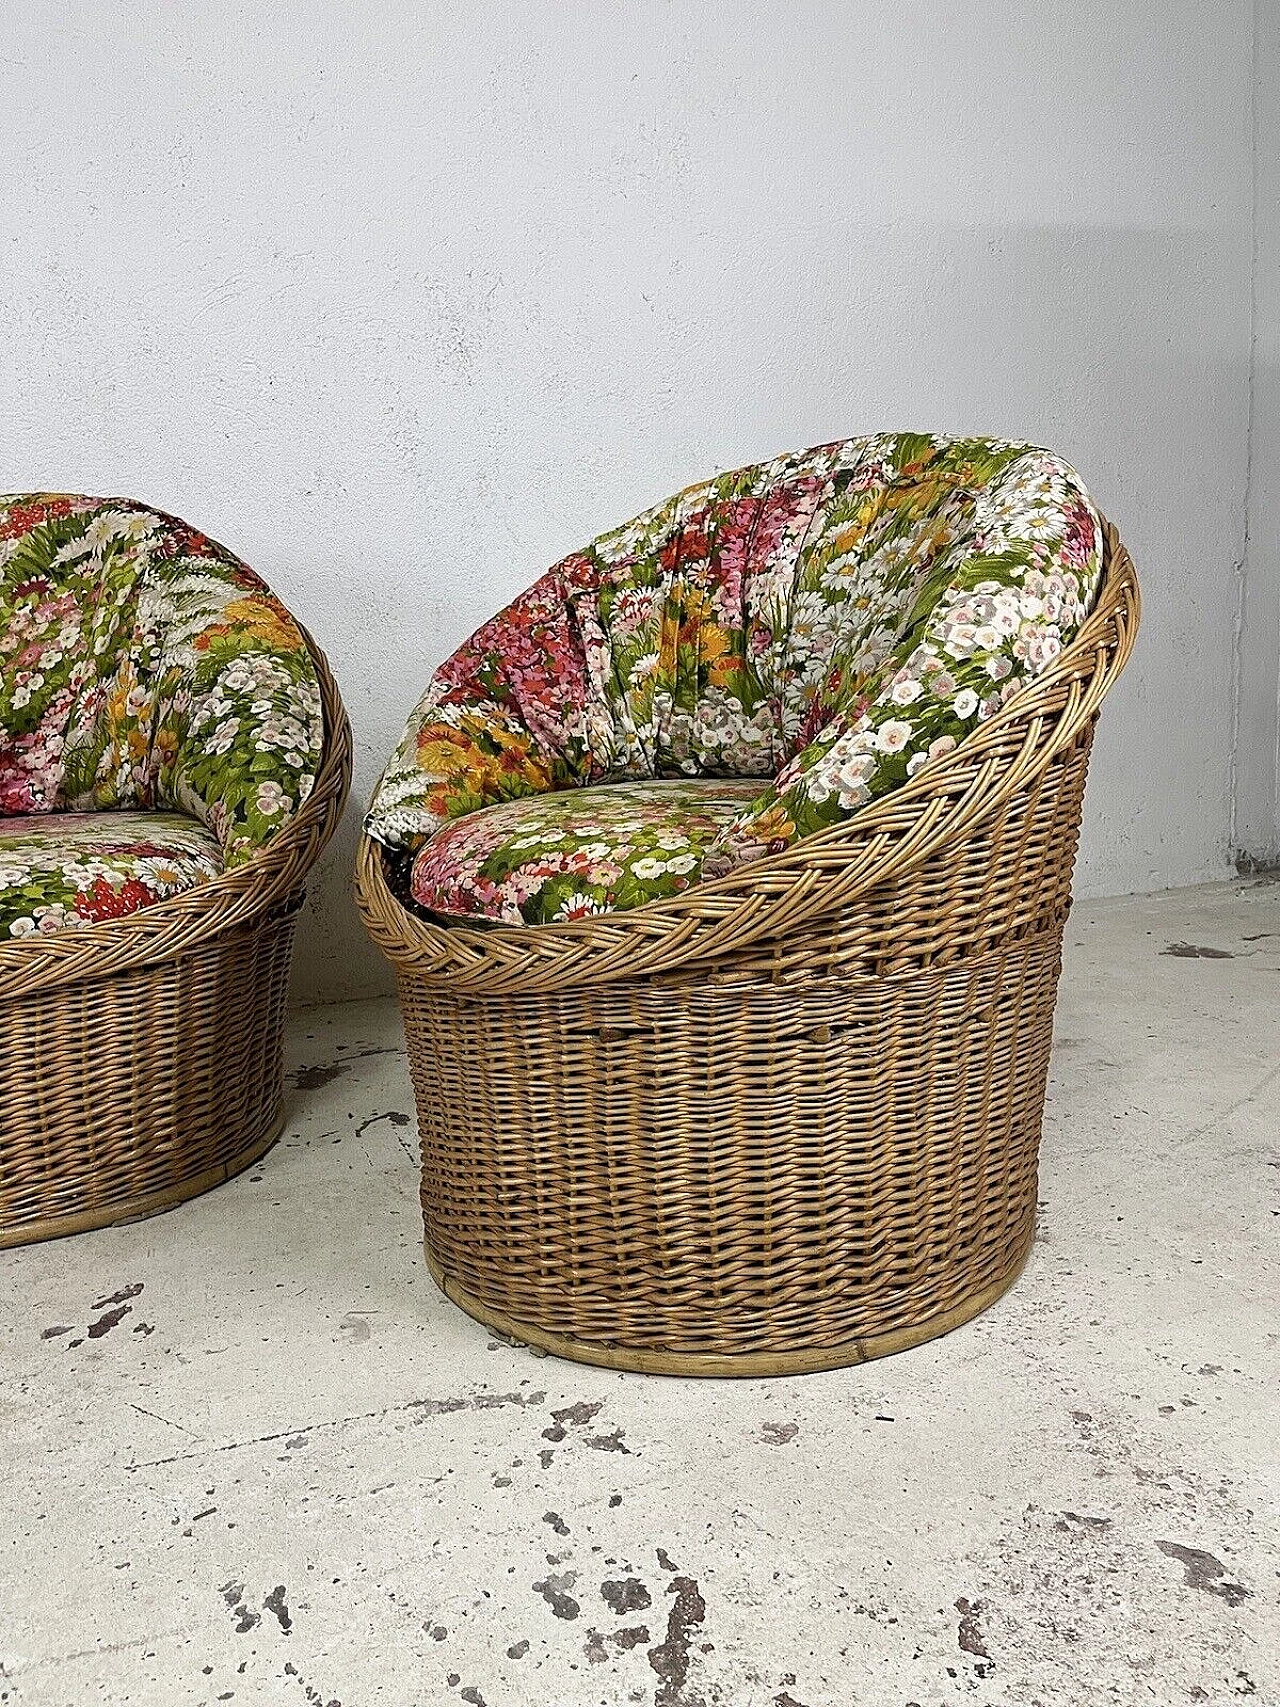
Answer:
0, 494, 326, 936
368, 434, 1105, 926
409, 777, 764, 926
0, 810, 223, 939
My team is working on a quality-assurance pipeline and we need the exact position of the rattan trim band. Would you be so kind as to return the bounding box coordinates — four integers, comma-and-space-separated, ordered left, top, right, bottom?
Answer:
1, 1110, 286, 1249
425, 1229, 1035, 1377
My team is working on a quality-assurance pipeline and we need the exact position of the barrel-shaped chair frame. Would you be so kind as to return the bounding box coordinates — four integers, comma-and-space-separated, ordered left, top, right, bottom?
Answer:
0, 629, 351, 1246
356, 523, 1139, 1376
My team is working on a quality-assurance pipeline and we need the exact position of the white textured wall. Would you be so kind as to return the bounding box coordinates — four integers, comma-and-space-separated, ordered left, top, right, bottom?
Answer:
0, 2, 1259, 1000
1237, 0, 1280, 869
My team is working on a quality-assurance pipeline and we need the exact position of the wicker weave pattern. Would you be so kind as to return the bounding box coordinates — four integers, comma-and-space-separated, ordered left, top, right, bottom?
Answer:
0, 629, 351, 1246
357, 526, 1138, 1375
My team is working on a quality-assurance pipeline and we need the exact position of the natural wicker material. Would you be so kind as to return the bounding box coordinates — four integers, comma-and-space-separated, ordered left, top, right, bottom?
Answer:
0, 629, 351, 1246
357, 523, 1139, 1376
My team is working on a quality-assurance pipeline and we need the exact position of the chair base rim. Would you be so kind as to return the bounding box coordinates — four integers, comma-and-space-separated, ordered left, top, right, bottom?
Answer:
423, 1228, 1036, 1379
0, 1105, 285, 1249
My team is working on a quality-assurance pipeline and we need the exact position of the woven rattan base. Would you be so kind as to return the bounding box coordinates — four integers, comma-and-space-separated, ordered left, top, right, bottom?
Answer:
424, 1227, 1036, 1377
399, 921, 1062, 1374
2, 1107, 285, 1247
0, 904, 298, 1248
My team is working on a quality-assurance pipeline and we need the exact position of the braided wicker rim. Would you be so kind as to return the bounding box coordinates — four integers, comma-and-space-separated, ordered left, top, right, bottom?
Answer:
356, 519, 1139, 995
0, 622, 352, 1002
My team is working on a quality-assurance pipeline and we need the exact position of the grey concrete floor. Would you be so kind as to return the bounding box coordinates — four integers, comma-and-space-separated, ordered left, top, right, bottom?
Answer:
3, 881, 1278, 1707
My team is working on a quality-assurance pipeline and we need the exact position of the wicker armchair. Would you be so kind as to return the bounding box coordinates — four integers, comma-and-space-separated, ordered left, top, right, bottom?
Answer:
0, 496, 351, 1244
356, 436, 1139, 1375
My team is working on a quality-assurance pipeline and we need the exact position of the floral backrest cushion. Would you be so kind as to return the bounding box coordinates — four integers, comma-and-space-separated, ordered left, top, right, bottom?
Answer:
366, 444, 836, 847
367, 435, 1103, 877
708, 435, 1102, 867
0, 495, 325, 864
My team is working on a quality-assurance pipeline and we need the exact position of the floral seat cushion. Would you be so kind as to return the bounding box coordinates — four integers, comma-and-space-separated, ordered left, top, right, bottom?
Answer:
0, 810, 222, 939
406, 777, 765, 926
0, 495, 324, 866
369, 434, 1104, 926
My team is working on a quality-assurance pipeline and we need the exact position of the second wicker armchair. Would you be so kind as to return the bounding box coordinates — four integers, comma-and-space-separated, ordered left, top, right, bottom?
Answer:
0, 495, 351, 1244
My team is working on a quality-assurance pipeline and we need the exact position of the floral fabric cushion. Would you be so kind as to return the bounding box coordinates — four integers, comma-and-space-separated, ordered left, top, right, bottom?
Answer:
367, 443, 834, 847
718, 438, 1102, 862
0, 810, 223, 939
368, 434, 1103, 925
407, 778, 765, 926
0, 495, 324, 865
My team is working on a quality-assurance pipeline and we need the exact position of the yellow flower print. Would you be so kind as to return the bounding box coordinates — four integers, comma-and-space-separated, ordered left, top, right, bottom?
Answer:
220, 597, 302, 653
697, 624, 739, 688
740, 802, 796, 846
